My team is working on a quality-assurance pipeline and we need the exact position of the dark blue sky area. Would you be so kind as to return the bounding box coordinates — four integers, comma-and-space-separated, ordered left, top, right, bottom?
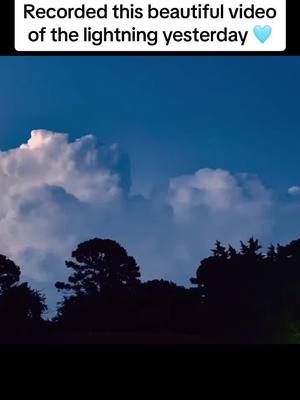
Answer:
1, 56, 299, 195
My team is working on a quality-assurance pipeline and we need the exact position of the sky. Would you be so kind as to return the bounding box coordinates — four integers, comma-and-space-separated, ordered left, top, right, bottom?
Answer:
1, 56, 300, 195
0, 56, 300, 313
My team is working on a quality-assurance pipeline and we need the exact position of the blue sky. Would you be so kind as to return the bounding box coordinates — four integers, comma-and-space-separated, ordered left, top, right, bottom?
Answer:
1, 56, 300, 196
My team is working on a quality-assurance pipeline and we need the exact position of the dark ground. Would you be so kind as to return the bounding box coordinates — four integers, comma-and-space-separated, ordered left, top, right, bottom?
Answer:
0, 332, 214, 344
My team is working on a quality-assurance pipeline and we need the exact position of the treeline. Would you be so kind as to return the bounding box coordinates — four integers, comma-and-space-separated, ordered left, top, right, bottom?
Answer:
1, 237, 300, 343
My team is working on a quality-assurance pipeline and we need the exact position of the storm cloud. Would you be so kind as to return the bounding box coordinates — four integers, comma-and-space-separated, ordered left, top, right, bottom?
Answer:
0, 130, 281, 311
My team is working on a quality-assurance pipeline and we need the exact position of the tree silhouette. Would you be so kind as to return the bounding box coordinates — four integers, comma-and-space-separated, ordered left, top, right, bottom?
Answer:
190, 238, 270, 342
0, 283, 46, 326
211, 240, 227, 259
135, 280, 202, 334
240, 237, 263, 260
2, 234, 300, 343
56, 238, 141, 296
55, 239, 142, 332
0, 254, 21, 294
0, 254, 47, 337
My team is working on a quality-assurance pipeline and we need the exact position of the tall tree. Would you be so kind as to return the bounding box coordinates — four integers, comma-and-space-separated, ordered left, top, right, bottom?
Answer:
56, 238, 141, 296
240, 237, 263, 260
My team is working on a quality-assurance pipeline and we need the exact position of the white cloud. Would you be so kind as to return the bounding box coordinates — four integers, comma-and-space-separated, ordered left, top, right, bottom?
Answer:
166, 168, 273, 273
0, 130, 130, 205
0, 130, 276, 312
288, 186, 300, 196
169, 168, 272, 218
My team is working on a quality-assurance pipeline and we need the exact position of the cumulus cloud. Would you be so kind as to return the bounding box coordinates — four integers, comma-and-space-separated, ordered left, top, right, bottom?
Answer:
0, 130, 130, 205
288, 186, 300, 196
169, 168, 272, 221
0, 130, 276, 313
166, 168, 273, 274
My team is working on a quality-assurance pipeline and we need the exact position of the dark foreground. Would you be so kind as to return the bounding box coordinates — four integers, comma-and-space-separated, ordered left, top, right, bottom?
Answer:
1, 331, 291, 344
0, 332, 216, 344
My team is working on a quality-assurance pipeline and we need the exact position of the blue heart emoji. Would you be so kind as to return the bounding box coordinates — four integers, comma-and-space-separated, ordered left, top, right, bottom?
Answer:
254, 25, 272, 43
